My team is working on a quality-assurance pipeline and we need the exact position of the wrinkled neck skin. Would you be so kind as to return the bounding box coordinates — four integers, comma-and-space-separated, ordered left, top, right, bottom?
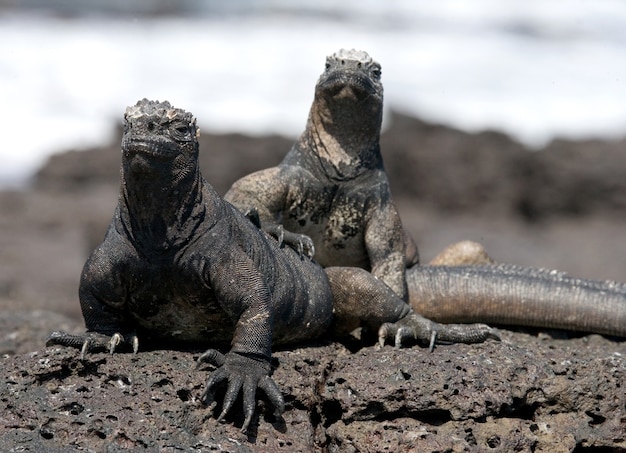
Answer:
303, 87, 384, 180
118, 155, 206, 254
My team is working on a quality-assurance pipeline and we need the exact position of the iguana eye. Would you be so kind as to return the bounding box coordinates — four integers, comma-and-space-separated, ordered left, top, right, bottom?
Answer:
169, 122, 193, 141
171, 122, 189, 133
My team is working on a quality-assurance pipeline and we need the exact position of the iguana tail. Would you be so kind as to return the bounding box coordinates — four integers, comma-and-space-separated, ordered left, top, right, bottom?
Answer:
407, 264, 626, 337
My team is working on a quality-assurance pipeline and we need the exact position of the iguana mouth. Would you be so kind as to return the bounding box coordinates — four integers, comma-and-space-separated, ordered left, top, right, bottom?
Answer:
122, 137, 178, 159
319, 72, 377, 100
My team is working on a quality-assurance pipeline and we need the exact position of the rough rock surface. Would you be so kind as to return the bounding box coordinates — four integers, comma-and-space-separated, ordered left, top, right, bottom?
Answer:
1, 327, 624, 452
2, 112, 626, 451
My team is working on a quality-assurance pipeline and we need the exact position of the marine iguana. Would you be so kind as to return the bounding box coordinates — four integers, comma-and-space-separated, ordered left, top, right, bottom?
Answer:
226, 48, 420, 301
225, 49, 626, 338
46, 99, 497, 433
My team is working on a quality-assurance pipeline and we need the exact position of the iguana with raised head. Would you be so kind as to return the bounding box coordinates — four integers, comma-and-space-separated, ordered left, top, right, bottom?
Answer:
46, 99, 497, 433
225, 49, 626, 339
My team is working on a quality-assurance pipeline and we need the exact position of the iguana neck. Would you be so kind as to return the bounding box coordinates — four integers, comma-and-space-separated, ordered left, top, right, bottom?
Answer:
303, 93, 383, 180
119, 167, 206, 253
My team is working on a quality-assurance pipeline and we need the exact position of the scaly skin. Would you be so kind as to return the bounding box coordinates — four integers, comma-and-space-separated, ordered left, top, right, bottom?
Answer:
226, 49, 626, 339
408, 264, 626, 337
47, 99, 496, 434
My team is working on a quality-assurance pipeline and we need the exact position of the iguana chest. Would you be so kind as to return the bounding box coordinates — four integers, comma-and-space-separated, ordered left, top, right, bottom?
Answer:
282, 184, 371, 268
124, 257, 233, 344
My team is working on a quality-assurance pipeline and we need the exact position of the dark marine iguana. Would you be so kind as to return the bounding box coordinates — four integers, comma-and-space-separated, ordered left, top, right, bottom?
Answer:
225, 49, 626, 339
46, 99, 496, 433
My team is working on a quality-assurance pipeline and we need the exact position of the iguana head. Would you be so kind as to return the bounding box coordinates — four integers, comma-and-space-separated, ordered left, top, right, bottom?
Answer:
121, 99, 200, 180
316, 49, 383, 107
310, 49, 383, 142
118, 99, 206, 248
304, 49, 384, 178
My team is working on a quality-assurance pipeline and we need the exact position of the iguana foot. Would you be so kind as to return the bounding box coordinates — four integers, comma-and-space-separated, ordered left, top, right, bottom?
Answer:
378, 313, 500, 351
46, 331, 139, 359
266, 225, 315, 259
243, 208, 315, 258
197, 350, 285, 433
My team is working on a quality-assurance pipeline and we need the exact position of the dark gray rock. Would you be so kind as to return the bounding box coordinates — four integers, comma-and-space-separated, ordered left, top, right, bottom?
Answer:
1, 328, 624, 452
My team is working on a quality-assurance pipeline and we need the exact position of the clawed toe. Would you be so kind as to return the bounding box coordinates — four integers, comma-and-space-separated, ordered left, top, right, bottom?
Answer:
196, 349, 226, 369
197, 351, 283, 433
46, 330, 139, 359
428, 330, 438, 352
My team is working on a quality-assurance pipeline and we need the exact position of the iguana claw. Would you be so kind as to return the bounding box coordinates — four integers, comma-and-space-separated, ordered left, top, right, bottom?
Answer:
109, 333, 123, 354
198, 350, 284, 433
428, 329, 437, 352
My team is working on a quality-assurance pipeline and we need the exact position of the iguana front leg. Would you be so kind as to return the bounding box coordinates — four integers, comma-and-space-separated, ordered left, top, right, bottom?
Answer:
364, 200, 414, 300
197, 254, 284, 433
47, 248, 139, 358
227, 168, 315, 258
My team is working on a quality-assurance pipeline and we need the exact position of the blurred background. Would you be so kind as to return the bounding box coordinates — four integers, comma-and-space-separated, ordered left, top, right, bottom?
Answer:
1, 1, 626, 353
1, 0, 626, 187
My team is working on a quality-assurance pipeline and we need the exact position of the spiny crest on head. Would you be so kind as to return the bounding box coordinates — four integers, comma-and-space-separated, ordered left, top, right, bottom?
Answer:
326, 49, 380, 73
125, 98, 199, 137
